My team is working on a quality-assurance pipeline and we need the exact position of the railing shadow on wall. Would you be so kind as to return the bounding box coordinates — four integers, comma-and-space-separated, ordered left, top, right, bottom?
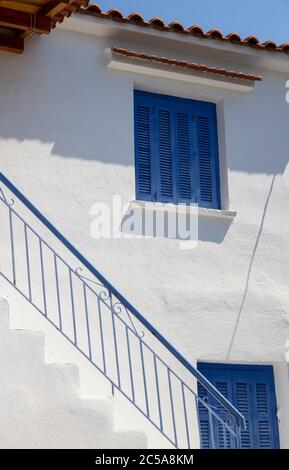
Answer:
0, 172, 245, 449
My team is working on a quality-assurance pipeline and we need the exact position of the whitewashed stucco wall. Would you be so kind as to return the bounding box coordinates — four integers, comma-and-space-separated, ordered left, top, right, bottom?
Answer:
0, 21, 289, 447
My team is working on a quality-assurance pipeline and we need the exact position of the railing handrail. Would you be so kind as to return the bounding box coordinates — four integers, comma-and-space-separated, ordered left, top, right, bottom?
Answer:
0, 171, 245, 429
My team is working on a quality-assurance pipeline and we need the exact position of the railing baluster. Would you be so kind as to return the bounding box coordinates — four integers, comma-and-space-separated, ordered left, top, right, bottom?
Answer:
54, 253, 62, 331
222, 423, 227, 449
182, 382, 191, 449
154, 354, 163, 432
83, 284, 92, 360
39, 238, 47, 317
97, 296, 106, 375
24, 223, 32, 301
236, 420, 242, 449
9, 207, 16, 284
69, 269, 77, 345
168, 368, 177, 447
126, 326, 135, 403
110, 294, 121, 389
139, 340, 149, 418
195, 394, 203, 449
208, 408, 216, 449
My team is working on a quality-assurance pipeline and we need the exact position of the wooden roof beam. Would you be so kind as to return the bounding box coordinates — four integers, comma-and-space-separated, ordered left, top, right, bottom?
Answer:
0, 32, 23, 53
38, 1, 71, 18
0, 6, 52, 34
0, 2, 39, 14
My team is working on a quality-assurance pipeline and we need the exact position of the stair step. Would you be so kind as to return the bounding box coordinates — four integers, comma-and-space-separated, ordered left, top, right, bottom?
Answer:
0, 328, 45, 366
0, 296, 147, 449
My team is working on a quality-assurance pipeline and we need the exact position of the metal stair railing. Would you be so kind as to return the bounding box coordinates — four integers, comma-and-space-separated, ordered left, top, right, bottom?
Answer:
0, 172, 245, 449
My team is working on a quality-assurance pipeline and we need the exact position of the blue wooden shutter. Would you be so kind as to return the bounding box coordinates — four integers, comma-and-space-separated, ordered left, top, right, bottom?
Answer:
197, 366, 235, 449
250, 369, 279, 449
155, 97, 195, 204
209, 371, 235, 449
175, 106, 195, 203
214, 378, 235, 449
155, 98, 175, 202
232, 371, 254, 448
197, 383, 211, 448
195, 103, 220, 209
134, 91, 155, 201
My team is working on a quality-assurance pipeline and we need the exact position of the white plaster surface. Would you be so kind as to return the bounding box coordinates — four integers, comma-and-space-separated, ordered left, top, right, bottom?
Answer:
0, 18, 289, 448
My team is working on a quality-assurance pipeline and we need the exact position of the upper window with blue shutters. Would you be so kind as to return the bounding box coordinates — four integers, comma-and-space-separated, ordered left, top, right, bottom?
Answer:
134, 90, 221, 209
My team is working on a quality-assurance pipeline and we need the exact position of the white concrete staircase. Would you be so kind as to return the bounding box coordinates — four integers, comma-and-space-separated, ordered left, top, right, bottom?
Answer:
0, 297, 147, 449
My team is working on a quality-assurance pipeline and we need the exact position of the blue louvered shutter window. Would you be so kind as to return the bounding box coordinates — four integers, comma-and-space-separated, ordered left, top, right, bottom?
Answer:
232, 371, 255, 448
195, 102, 220, 209
198, 364, 280, 449
214, 377, 235, 449
197, 382, 212, 449
197, 369, 235, 449
175, 104, 195, 203
134, 92, 155, 201
134, 91, 220, 208
155, 98, 175, 202
251, 369, 279, 449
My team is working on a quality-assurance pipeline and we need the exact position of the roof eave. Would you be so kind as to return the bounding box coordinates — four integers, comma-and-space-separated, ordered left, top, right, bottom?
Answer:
57, 13, 289, 74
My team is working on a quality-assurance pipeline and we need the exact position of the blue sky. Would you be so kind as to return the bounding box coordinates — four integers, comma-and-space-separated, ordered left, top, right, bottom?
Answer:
95, 0, 289, 44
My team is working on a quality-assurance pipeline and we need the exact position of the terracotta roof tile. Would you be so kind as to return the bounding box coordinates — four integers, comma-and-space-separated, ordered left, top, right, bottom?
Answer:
167, 21, 185, 33
111, 47, 262, 82
187, 25, 205, 36
79, 4, 289, 56
280, 43, 289, 52
261, 40, 278, 49
243, 35, 260, 46
149, 18, 166, 28
224, 32, 242, 43
106, 8, 124, 20
207, 29, 223, 40
127, 12, 146, 24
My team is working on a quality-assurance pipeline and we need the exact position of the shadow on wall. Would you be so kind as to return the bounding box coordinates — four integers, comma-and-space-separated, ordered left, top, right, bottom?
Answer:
0, 37, 289, 176
198, 217, 232, 244
119, 205, 233, 244
0, 36, 134, 166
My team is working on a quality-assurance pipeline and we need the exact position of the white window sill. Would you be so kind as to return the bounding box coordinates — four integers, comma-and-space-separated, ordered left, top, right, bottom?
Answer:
129, 200, 236, 220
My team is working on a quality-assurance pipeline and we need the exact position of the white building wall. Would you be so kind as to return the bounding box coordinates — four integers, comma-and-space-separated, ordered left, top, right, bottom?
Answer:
0, 18, 289, 447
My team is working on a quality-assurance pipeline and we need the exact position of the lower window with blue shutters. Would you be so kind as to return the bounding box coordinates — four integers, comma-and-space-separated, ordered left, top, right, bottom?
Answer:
134, 90, 221, 208
197, 363, 280, 449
